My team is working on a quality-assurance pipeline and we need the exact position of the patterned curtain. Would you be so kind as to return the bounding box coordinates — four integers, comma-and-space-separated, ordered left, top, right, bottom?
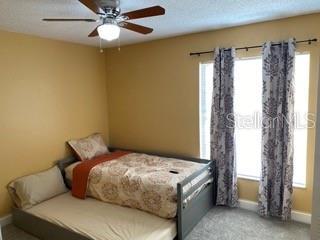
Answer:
210, 48, 238, 207
258, 39, 296, 220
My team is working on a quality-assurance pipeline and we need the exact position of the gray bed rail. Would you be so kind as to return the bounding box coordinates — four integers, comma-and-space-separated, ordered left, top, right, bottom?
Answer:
177, 160, 215, 239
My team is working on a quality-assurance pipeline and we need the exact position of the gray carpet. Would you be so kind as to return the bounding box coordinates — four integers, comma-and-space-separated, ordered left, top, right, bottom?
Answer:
185, 207, 310, 240
1, 207, 310, 240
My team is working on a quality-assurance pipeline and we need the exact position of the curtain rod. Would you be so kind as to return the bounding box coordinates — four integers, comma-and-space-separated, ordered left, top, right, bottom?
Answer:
189, 38, 318, 56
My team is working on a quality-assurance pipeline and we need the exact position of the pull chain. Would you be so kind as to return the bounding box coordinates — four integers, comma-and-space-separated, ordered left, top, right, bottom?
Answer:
100, 38, 104, 53
118, 35, 121, 52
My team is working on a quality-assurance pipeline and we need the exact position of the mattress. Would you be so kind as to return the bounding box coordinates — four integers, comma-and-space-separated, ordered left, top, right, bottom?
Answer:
26, 192, 176, 240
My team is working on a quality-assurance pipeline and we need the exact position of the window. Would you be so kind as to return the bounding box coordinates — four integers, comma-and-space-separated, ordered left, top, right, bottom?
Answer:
293, 54, 310, 187
234, 58, 262, 181
199, 63, 213, 160
199, 53, 310, 187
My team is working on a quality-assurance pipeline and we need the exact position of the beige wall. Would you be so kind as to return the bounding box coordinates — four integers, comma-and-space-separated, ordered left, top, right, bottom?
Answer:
105, 13, 320, 213
0, 13, 318, 217
0, 30, 108, 216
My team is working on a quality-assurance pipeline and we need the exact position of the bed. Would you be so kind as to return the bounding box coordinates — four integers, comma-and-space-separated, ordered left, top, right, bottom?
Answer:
12, 148, 216, 240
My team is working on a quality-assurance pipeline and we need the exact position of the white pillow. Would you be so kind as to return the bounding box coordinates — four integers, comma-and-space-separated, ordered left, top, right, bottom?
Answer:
8, 166, 68, 209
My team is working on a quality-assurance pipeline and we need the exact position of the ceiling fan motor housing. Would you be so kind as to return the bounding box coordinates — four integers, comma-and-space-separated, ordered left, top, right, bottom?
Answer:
97, 0, 120, 9
103, 7, 121, 19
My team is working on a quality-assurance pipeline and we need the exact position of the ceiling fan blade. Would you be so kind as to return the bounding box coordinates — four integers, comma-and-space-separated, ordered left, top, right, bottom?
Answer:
88, 26, 99, 37
79, 0, 105, 14
120, 22, 153, 34
122, 6, 165, 20
43, 18, 97, 22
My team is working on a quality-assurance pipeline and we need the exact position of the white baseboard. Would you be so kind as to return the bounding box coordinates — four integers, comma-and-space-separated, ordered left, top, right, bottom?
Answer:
0, 214, 12, 227
239, 199, 259, 212
239, 199, 311, 224
291, 210, 312, 224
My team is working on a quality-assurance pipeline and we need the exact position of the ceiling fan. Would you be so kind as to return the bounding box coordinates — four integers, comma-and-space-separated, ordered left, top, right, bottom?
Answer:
43, 0, 165, 41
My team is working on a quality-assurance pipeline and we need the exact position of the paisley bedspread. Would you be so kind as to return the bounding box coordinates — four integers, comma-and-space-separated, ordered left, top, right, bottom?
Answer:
73, 152, 204, 218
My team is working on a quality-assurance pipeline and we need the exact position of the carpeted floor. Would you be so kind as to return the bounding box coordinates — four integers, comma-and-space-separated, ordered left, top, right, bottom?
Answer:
1, 207, 310, 240
185, 207, 310, 240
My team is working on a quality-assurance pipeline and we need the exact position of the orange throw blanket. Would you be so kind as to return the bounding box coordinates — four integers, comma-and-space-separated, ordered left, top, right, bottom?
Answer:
72, 151, 130, 199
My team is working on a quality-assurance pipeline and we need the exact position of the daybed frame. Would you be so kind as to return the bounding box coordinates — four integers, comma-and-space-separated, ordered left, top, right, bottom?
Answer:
13, 148, 216, 240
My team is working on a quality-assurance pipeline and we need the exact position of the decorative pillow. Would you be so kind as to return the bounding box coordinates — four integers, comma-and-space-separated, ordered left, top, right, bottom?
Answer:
8, 166, 68, 209
67, 133, 109, 161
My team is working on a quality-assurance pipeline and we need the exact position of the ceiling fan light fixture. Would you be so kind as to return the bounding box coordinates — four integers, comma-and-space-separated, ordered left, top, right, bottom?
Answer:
97, 23, 120, 41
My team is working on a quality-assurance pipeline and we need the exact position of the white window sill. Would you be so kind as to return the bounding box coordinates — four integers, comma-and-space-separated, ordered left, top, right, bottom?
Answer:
292, 183, 307, 189
237, 175, 306, 189
237, 174, 260, 181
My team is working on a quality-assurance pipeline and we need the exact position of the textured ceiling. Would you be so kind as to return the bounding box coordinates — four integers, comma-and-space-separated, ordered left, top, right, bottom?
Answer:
0, 0, 320, 48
